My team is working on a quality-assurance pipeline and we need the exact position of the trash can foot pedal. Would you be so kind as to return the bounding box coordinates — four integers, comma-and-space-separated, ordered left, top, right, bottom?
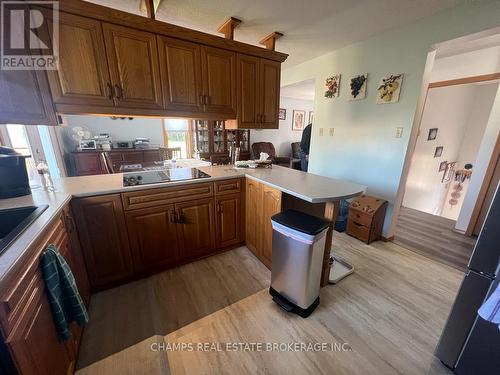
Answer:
269, 287, 319, 318
272, 294, 294, 312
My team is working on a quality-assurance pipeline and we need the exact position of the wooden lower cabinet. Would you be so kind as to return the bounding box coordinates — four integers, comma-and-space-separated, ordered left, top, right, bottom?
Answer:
125, 204, 179, 273
7, 297, 75, 375
1, 205, 90, 375
245, 179, 263, 255
260, 186, 282, 267
245, 179, 281, 269
176, 198, 216, 260
72, 194, 134, 289
216, 193, 242, 249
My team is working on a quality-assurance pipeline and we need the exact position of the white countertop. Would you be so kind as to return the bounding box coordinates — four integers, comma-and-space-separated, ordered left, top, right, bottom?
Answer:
0, 165, 365, 286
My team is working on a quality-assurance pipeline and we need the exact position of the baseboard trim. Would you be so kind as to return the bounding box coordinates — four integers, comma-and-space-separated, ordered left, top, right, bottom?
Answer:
381, 235, 394, 242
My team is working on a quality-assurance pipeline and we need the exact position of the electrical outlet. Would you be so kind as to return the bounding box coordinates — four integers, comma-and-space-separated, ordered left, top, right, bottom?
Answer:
395, 127, 403, 138
319, 128, 324, 136
329, 128, 335, 136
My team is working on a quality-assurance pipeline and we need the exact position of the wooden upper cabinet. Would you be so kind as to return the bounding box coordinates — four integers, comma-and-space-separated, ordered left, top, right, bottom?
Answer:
231, 56, 281, 129
260, 59, 281, 129
0, 69, 56, 126
102, 23, 163, 109
71, 194, 134, 289
46, 12, 113, 107
125, 205, 179, 273
157, 36, 202, 113
236, 54, 260, 129
175, 198, 215, 260
201, 46, 236, 116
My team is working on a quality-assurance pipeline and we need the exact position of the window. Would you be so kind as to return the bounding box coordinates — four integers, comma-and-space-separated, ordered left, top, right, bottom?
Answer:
163, 119, 192, 158
1, 124, 63, 179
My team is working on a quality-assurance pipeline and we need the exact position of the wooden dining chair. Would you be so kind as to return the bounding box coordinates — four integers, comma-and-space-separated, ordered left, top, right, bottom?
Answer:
159, 147, 182, 160
101, 152, 115, 174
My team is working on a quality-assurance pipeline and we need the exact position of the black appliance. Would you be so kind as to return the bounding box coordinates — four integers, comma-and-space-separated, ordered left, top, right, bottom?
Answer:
123, 167, 210, 187
0, 147, 31, 199
435, 185, 500, 375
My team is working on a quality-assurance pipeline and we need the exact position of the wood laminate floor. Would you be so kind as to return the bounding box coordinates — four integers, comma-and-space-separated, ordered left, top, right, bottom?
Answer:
394, 206, 476, 270
76, 233, 462, 375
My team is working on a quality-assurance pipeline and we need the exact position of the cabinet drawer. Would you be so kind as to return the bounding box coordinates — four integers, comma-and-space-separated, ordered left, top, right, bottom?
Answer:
215, 179, 241, 195
348, 210, 372, 228
122, 182, 214, 210
122, 151, 143, 163
347, 221, 370, 242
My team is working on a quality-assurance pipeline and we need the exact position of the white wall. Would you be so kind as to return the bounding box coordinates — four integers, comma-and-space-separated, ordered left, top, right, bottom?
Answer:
456, 84, 500, 231
441, 82, 499, 220
403, 85, 478, 215
59, 115, 165, 152
403, 83, 498, 219
280, 0, 500, 236
251, 97, 314, 157
431, 46, 500, 82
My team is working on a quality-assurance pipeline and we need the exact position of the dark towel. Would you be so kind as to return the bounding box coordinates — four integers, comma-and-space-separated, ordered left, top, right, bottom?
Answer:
41, 244, 89, 341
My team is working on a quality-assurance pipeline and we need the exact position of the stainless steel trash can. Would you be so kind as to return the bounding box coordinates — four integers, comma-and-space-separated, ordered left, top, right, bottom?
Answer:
269, 210, 329, 317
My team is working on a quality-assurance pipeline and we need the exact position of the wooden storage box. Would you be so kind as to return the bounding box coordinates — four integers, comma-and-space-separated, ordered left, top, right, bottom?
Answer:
347, 195, 387, 244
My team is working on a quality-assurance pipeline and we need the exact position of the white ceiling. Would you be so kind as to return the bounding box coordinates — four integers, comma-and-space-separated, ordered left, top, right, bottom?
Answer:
281, 79, 316, 101
86, 0, 462, 68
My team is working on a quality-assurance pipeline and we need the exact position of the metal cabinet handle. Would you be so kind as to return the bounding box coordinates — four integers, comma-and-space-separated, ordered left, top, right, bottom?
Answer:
169, 211, 176, 223
106, 82, 113, 99
114, 84, 124, 100
205, 95, 210, 105
199, 94, 204, 105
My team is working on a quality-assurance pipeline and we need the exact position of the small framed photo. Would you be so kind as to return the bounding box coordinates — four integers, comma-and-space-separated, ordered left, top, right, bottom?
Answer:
278, 108, 286, 120
434, 146, 443, 158
439, 161, 448, 172
308, 111, 314, 124
428, 128, 438, 141
292, 110, 306, 131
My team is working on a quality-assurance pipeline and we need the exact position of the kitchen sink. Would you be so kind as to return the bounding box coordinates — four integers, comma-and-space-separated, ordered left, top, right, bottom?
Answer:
0, 205, 49, 255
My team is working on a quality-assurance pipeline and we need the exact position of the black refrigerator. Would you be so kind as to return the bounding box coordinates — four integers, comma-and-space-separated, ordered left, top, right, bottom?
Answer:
435, 184, 500, 375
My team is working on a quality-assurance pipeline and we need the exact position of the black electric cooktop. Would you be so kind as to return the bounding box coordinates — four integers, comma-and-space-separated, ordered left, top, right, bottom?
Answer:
123, 167, 211, 187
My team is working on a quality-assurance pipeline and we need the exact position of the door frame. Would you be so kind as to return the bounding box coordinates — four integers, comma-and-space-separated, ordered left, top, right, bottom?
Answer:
465, 132, 500, 236
388, 25, 500, 239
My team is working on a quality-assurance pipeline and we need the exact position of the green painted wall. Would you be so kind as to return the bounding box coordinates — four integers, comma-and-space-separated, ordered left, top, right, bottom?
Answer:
281, 0, 500, 235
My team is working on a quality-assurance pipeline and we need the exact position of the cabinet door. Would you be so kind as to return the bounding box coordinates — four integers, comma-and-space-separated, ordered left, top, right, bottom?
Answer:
201, 46, 236, 116
7, 296, 74, 375
73, 152, 105, 176
175, 198, 215, 260
236, 54, 260, 129
157, 36, 203, 113
245, 179, 262, 257
216, 193, 242, 249
62, 207, 91, 306
125, 205, 179, 273
46, 12, 113, 107
0, 69, 56, 126
72, 195, 134, 289
260, 59, 280, 129
103, 23, 163, 109
260, 185, 282, 269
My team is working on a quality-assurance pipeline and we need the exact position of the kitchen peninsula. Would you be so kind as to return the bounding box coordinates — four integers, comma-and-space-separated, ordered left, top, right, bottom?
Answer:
0, 166, 365, 289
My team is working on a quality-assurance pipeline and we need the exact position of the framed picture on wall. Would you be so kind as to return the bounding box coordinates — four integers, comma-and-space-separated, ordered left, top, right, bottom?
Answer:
292, 110, 306, 131
439, 161, 448, 172
428, 128, 438, 141
278, 108, 286, 120
308, 111, 314, 124
434, 146, 443, 158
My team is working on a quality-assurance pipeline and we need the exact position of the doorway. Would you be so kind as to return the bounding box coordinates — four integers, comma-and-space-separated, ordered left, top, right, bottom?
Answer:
393, 35, 500, 270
